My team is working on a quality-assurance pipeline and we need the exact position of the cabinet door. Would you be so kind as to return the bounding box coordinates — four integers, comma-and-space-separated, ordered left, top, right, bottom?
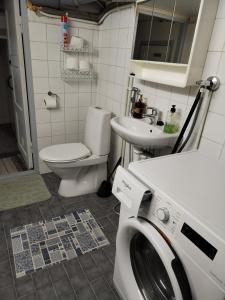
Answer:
148, 0, 175, 62
167, 0, 201, 64
133, 0, 201, 65
133, 0, 154, 60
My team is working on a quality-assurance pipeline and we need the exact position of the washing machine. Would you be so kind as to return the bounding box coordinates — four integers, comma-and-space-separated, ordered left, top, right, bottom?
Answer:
112, 151, 225, 300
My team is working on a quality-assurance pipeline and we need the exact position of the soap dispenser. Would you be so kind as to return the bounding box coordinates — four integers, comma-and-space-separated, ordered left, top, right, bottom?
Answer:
164, 105, 180, 134
132, 94, 147, 119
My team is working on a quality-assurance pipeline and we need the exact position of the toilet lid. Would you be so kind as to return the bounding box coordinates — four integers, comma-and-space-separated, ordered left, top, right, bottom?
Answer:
39, 143, 91, 162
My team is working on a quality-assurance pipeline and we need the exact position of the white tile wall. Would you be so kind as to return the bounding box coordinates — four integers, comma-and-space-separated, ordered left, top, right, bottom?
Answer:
93, 1, 225, 167
30, 42, 47, 60
92, 7, 136, 168
208, 19, 225, 51
217, 0, 225, 18
94, 7, 135, 116
28, 11, 96, 173
29, 1, 225, 173
198, 0, 225, 161
198, 137, 222, 159
29, 22, 47, 42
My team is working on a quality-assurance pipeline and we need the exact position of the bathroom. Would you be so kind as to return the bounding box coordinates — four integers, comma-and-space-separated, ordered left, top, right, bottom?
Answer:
0, 0, 225, 299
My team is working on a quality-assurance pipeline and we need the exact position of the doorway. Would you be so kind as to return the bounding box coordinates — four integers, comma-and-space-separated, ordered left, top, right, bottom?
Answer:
0, 38, 26, 174
0, 0, 34, 176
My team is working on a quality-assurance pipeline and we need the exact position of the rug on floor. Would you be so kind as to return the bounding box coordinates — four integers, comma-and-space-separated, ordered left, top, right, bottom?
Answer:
0, 174, 51, 211
10, 208, 110, 278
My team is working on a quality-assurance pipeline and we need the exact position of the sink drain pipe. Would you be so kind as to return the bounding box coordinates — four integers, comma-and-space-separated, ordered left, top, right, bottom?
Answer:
121, 73, 136, 166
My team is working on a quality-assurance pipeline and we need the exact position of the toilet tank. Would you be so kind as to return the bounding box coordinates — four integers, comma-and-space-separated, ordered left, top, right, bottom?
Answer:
84, 106, 111, 156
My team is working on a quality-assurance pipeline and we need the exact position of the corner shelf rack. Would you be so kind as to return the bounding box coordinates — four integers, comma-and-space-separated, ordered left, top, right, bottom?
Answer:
61, 69, 96, 81
60, 45, 89, 53
60, 44, 95, 81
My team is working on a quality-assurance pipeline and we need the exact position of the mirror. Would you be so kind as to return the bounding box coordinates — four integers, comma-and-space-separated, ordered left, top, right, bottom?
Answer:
133, 0, 201, 64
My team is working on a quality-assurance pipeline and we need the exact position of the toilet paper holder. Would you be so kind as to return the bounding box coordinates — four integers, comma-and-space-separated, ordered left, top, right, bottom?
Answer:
44, 91, 58, 109
48, 91, 57, 97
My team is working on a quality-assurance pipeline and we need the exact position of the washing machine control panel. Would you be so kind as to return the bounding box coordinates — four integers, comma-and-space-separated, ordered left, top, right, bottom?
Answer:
141, 191, 183, 236
156, 207, 170, 223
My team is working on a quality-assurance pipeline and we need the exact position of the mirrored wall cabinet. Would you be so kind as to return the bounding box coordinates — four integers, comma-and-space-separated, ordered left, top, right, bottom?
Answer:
130, 0, 219, 87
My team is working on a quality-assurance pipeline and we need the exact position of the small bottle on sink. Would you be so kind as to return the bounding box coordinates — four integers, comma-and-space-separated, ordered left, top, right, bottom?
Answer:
132, 94, 147, 119
164, 105, 180, 133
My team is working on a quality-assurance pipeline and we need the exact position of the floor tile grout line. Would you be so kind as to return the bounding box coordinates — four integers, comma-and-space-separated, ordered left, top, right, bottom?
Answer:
104, 275, 120, 300
103, 250, 114, 266
31, 267, 59, 300
91, 247, 114, 269
16, 281, 37, 300
90, 250, 119, 299
106, 215, 118, 229
37, 203, 48, 222
62, 263, 80, 300
47, 267, 64, 300
10, 251, 55, 299
89, 274, 119, 300
14, 263, 69, 300
76, 256, 100, 300
2, 224, 21, 298
101, 244, 115, 266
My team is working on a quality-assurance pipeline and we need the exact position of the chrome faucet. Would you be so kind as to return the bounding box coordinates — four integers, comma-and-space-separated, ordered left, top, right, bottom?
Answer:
143, 107, 159, 125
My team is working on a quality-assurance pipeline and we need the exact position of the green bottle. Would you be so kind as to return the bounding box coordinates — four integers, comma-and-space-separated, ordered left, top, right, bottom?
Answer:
164, 105, 179, 134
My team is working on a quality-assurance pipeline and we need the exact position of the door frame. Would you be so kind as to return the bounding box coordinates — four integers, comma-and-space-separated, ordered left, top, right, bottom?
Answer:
19, 0, 39, 173
0, 0, 39, 179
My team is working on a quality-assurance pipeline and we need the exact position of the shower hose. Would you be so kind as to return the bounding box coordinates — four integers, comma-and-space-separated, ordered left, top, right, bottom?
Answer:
171, 87, 205, 154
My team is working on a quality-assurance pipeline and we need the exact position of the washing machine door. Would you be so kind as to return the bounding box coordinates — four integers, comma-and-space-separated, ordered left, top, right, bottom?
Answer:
116, 217, 191, 300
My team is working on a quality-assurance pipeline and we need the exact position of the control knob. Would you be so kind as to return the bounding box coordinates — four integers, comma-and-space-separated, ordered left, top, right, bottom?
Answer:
157, 207, 170, 223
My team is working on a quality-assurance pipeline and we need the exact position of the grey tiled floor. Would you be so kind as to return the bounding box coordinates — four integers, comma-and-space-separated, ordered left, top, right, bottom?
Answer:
0, 173, 120, 300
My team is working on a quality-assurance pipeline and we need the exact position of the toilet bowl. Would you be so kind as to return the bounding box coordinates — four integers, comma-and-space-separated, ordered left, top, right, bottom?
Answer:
39, 107, 111, 197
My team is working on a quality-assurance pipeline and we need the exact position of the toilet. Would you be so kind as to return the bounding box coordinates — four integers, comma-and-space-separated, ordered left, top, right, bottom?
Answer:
39, 106, 111, 197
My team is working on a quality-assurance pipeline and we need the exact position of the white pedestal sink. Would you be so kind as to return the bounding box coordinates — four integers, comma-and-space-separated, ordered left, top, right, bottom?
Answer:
111, 116, 178, 148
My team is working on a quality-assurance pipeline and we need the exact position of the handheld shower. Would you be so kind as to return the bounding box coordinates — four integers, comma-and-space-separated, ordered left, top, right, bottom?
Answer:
171, 76, 220, 154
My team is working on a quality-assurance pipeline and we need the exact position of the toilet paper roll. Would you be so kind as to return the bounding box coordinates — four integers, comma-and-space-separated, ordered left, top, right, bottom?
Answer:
70, 35, 84, 50
79, 60, 90, 72
65, 55, 79, 70
44, 94, 57, 109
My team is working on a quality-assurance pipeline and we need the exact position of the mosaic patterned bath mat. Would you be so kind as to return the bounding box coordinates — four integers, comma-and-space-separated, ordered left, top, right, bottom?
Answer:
10, 209, 110, 278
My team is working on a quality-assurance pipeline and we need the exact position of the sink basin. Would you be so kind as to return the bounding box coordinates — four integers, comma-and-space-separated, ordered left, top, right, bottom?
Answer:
111, 116, 178, 147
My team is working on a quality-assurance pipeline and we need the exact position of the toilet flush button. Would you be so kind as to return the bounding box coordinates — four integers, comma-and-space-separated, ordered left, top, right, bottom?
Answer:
157, 207, 170, 223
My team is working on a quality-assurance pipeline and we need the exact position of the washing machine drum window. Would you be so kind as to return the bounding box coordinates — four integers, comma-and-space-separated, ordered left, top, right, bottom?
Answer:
130, 232, 175, 300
